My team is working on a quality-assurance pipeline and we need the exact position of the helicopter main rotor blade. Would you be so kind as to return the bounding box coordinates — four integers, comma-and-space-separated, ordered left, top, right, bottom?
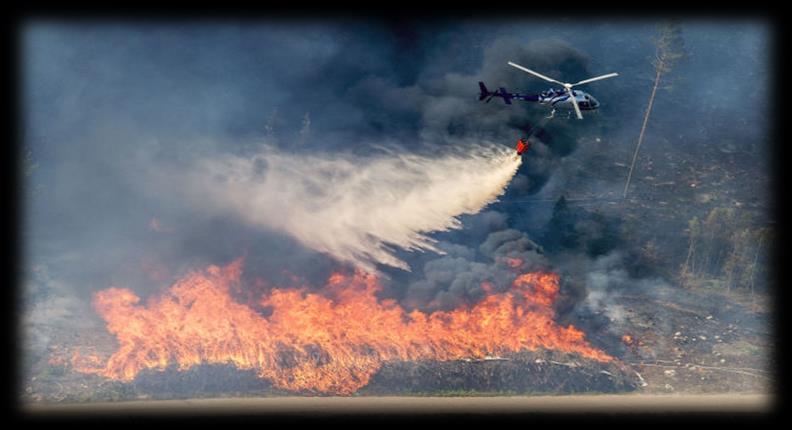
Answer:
566, 88, 583, 120
571, 73, 619, 87
507, 62, 566, 86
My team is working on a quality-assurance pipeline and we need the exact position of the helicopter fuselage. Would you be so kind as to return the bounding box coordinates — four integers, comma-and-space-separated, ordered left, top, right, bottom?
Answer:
538, 89, 600, 111
478, 82, 600, 113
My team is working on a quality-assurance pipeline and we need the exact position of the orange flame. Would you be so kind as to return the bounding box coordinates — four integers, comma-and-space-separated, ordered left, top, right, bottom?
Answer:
505, 257, 523, 268
496, 257, 524, 269
68, 258, 612, 395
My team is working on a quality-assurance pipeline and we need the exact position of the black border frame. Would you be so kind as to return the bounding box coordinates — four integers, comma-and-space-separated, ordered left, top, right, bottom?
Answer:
4, 2, 786, 425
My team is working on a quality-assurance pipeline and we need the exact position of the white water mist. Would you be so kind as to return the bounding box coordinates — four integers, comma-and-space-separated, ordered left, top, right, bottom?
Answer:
183, 143, 521, 272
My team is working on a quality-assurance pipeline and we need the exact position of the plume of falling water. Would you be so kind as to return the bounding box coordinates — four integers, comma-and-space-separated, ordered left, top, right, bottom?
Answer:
181, 142, 522, 271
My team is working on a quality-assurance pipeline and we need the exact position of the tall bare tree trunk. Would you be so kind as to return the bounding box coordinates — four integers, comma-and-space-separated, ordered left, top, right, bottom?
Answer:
748, 231, 766, 310
703, 228, 717, 277
623, 67, 662, 199
725, 245, 741, 296
681, 234, 696, 287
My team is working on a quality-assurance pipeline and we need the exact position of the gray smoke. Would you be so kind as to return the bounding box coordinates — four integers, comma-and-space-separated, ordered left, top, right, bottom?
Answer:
405, 228, 549, 311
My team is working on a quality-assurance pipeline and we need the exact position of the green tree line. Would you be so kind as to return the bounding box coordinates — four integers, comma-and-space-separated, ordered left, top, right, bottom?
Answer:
680, 207, 773, 300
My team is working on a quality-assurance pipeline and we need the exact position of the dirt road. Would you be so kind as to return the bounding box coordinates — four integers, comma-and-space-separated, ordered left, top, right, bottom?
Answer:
23, 393, 772, 415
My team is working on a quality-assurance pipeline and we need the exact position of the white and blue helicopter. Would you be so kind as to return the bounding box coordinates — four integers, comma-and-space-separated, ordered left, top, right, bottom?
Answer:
478, 61, 619, 119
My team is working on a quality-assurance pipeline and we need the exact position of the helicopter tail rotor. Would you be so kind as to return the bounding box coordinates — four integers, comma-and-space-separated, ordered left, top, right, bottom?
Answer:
478, 82, 490, 101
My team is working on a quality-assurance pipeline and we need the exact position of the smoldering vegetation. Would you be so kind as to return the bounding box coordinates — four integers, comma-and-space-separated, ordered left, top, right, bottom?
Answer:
20, 18, 773, 401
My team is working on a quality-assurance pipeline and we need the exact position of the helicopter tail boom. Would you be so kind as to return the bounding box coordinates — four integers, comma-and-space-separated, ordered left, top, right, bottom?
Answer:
478, 82, 515, 104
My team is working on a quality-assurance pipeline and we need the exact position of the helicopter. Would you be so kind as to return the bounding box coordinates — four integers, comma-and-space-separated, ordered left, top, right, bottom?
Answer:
478, 61, 619, 119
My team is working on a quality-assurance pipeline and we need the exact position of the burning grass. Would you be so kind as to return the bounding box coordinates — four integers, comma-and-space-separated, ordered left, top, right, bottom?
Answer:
56, 258, 613, 396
